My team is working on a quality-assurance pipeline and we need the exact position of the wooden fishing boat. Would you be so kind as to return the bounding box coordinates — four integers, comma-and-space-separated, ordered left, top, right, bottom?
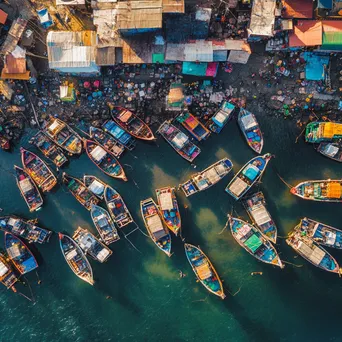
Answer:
90, 204, 120, 245
14, 166, 43, 212
155, 187, 181, 236
290, 180, 342, 202
73, 227, 112, 263
225, 154, 272, 200
30, 131, 68, 167
228, 216, 283, 268
238, 108, 263, 154
242, 192, 277, 244
0, 135, 10, 150
0, 216, 52, 244
62, 173, 99, 210
140, 198, 171, 256
0, 253, 18, 291
42, 116, 82, 155
176, 112, 211, 141
58, 233, 94, 285
157, 121, 201, 162
184, 243, 225, 299
5, 232, 38, 275
20, 147, 57, 192
104, 185, 133, 229
305, 121, 342, 143
286, 229, 340, 274
84, 140, 127, 181
317, 142, 342, 162
180, 158, 233, 197
83, 175, 107, 200
110, 106, 155, 141
207, 101, 235, 133
102, 120, 136, 150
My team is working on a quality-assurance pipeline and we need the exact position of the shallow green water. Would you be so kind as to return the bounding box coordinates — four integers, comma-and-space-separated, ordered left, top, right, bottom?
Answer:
0, 113, 342, 342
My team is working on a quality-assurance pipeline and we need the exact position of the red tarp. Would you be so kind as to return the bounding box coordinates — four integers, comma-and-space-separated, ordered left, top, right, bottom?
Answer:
289, 20, 322, 47
282, 0, 313, 19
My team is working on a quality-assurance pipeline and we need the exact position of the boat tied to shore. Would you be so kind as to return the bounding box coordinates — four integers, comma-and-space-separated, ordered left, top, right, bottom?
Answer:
102, 120, 136, 150
207, 101, 235, 133
317, 142, 342, 162
176, 112, 211, 141
0, 253, 18, 291
180, 158, 233, 197
305, 121, 342, 143
83, 175, 107, 200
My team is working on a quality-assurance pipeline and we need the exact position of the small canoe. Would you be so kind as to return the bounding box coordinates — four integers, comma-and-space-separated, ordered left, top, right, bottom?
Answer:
184, 243, 225, 299
73, 227, 112, 263
20, 147, 57, 192
102, 120, 136, 150
140, 198, 171, 256
305, 121, 342, 143
104, 185, 133, 228
62, 173, 99, 210
59, 233, 94, 285
110, 106, 155, 141
0, 253, 18, 291
14, 165, 43, 212
176, 112, 211, 141
290, 180, 342, 202
90, 204, 120, 245
225, 154, 272, 200
5, 232, 38, 275
83, 175, 107, 200
228, 215, 284, 268
84, 139, 127, 181
317, 142, 342, 162
207, 101, 235, 133
155, 187, 181, 236
0, 216, 52, 244
238, 108, 263, 154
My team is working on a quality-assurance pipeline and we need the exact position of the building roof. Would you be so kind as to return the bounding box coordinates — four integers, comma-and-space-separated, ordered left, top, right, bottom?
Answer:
162, 0, 184, 13
1, 18, 27, 54
0, 9, 8, 24
1, 70, 30, 80
282, 0, 313, 19
321, 21, 342, 50
289, 20, 322, 47
56, 0, 85, 4
248, 0, 276, 37
3, 55, 26, 74
165, 40, 213, 62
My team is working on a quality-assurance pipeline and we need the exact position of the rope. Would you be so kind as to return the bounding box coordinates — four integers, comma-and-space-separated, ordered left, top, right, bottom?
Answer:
295, 126, 306, 144
227, 286, 242, 297
276, 173, 293, 189
282, 260, 303, 268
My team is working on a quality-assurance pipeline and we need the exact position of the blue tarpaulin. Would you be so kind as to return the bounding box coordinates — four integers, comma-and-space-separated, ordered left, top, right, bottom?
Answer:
303, 53, 329, 81
317, 0, 333, 9
182, 62, 207, 76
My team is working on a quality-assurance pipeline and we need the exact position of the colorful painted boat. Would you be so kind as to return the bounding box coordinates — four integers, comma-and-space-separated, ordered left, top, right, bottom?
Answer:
42, 117, 82, 155
0, 135, 10, 150
21, 147, 57, 192
140, 198, 171, 256
104, 185, 133, 228
83, 175, 106, 200
0, 216, 52, 244
30, 131, 68, 167
208, 101, 235, 133
155, 187, 181, 236
14, 166, 43, 212
225, 154, 272, 200
84, 140, 127, 181
176, 112, 211, 141
238, 108, 263, 154
157, 121, 201, 162
110, 106, 155, 141
291, 180, 342, 202
184, 243, 225, 299
242, 192, 277, 243
5, 232, 38, 275
59, 233, 94, 285
90, 204, 120, 245
228, 215, 283, 268
62, 173, 99, 210
317, 142, 342, 162
0, 253, 18, 291
180, 158, 233, 197
286, 229, 340, 274
73, 227, 112, 263
102, 120, 136, 150
305, 121, 342, 143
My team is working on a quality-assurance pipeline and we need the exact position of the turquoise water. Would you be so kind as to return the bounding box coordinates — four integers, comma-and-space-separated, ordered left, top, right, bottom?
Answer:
1, 113, 342, 342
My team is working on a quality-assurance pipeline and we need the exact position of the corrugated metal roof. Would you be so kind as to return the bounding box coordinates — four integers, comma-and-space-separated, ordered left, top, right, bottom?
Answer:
162, 0, 184, 13
248, 0, 275, 37
289, 20, 322, 47
282, 0, 313, 19
166, 40, 213, 62
3, 55, 26, 74
321, 21, 342, 50
96, 47, 116, 65
1, 18, 27, 54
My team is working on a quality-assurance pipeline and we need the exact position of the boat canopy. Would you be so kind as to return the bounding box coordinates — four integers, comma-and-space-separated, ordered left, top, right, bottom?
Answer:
66, 249, 78, 260
172, 132, 188, 148
90, 145, 107, 162
88, 180, 105, 196
252, 206, 271, 226
229, 177, 248, 197
97, 214, 108, 228
118, 110, 132, 122
323, 144, 338, 157
241, 113, 257, 130
78, 234, 93, 250
245, 234, 262, 253
322, 122, 342, 139
196, 262, 212, 280
8, 245, 21, 258
159, 192, 173, 210
297, 241, 325, 265
243, 164, 260, 181
97, 249, 111, 262
203, 168, 221, 184
48, 120, 64, 134
19, 178, 33, 193
327, 182, 341, 198
215, 163, 228, 175
7, 217, 19, 227
146, 215, 166, 239
0, 262, 9, 276
235, 223, 252, 240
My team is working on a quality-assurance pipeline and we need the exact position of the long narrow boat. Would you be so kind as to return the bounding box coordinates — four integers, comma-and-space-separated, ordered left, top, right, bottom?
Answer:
42, 116, 82, 155
0, 216, 52, 244
176, 112, 211, 141
242, 192, 277, 244
290, 180, 342, 202
228, 215, 284, 268
155, 187, 181, 236
102, 120, 136, 150
184, 243, 225, 299
58, 233, 94, 285
89, 126, 125, 159
208, 101, 235, 133
73, 227, 112, 263
30, 131, 68, 167
104, 185, 133, 229
110, 106, 155, 141
14, 166, 43, 212
83, 175, 107, 200
238, 109, 263, 154
286, 229, 340, 274
84, 140, 127, 181
180, 158, 233, 197
140, 198, 171, 256
5, 232, 38, 275
225, 154, 272, 200
157, 121, 201, 162
62, 173, 99, 210
20, 148, 57, 192
305, 121, 342, 143
90, 204, 120, 245
317, 142, 342, 162
0, 253, 18, 291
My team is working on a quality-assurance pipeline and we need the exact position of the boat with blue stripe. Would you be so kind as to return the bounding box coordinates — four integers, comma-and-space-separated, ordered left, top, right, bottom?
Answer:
102, 120, 136, 150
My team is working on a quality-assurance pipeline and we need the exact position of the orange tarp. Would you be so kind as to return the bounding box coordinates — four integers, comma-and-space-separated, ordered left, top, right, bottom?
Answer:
282, 0, 313, 19
0, 9, 8, 24
289, 21, 322, 47
322, 21, 342, 33
327, 183, 341, 199
322, 122, 342, 138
